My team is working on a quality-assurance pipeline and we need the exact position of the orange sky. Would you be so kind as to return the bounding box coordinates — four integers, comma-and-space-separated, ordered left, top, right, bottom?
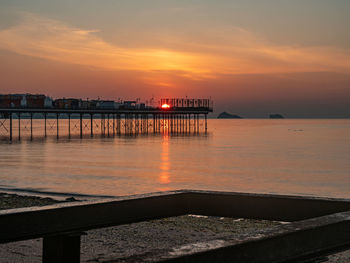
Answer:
0, 1, 350, 117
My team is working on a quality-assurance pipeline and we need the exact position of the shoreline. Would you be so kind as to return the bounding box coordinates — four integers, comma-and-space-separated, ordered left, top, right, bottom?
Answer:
0, 192, 80, 210
0, 187, 115, 200
0, 192, 60, 210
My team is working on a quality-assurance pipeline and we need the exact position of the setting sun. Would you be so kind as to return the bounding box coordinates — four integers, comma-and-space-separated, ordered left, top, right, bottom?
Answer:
161, 103, 171, 109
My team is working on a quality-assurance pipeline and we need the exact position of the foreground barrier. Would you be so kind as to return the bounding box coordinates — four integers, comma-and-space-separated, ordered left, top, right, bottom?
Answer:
0, 190, 349, 262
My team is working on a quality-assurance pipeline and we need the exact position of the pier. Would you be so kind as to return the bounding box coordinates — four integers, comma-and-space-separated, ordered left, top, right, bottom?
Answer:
0, 107, 212, 141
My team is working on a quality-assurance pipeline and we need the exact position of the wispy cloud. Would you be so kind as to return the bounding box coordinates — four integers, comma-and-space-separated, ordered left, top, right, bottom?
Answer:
0, 13, 205, 76
0, 13, 349, 79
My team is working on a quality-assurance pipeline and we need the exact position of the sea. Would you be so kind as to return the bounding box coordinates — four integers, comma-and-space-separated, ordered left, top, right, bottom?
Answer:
0, 119, 349, 199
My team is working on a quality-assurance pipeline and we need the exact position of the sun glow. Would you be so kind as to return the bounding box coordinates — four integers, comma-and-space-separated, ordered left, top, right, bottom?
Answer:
161, 104, 171, 109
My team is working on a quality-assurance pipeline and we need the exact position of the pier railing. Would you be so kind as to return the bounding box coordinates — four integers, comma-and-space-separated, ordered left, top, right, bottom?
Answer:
0, 108, 212, 140
0, 190, 349, 263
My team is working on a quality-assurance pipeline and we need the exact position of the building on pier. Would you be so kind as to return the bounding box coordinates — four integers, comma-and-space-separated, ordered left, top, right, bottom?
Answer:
0, 94, 54, 109
1, 94, 213, 112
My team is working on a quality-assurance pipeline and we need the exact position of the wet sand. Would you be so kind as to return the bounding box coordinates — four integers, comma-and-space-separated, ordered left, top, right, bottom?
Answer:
0, 192, 348, 263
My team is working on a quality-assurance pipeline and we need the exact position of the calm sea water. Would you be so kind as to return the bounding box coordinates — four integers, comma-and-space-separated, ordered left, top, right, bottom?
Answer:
0, 119, 349, 198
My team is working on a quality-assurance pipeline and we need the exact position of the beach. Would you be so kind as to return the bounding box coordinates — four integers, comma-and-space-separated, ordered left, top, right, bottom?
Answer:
0, 192, 349, 262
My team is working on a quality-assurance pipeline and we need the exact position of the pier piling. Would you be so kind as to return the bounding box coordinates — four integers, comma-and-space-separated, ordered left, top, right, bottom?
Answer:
1, 106, 212, 140
30, 113, 33, 140
107, 114, 110, 137
9, 113, 12, 141
68, 114, 71, 138
80, 114, 83, 138
90, 114, 93, 137
56, 113, 59, 139
44, 113, 47, 137
113, 114, 115, 136
18, 113, 21, 141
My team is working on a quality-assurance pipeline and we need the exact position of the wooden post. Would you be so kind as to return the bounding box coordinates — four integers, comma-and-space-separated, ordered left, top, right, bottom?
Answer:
43, 233, 83, 263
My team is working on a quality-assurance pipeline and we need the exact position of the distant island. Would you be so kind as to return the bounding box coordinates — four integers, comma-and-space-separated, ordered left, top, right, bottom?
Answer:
269, 114, 284, 119
217, 112, 242, 119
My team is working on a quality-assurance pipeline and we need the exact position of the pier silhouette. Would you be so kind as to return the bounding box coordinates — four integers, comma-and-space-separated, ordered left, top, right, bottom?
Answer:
0, 106, 212, 141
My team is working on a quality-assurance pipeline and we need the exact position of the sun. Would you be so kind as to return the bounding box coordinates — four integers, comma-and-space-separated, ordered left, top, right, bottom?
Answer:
161, 103, 171, 109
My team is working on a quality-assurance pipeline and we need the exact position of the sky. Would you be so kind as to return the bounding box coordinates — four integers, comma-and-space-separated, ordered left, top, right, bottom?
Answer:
0, 0, 350, 117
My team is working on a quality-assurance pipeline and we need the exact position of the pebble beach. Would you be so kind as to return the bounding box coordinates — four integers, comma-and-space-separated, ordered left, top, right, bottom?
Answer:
0, 192, 349, 262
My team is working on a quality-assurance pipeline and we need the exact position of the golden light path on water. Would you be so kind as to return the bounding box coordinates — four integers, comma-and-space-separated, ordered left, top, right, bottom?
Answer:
159, 132, 171, 189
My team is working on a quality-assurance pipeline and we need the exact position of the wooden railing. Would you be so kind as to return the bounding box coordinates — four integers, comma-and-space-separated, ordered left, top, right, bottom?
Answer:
1, 190, 350, 263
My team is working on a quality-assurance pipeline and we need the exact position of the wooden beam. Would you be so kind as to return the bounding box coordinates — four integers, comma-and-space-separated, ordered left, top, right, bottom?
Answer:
0, 190, 349, 263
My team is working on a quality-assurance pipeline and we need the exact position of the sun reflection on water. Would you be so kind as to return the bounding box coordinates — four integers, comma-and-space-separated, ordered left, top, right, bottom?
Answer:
159, 132, 170, 187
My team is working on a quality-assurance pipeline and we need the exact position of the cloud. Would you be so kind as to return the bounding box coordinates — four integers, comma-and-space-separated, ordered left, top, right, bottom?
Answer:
0, 12, 349, 80
0, 13, 205, 77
